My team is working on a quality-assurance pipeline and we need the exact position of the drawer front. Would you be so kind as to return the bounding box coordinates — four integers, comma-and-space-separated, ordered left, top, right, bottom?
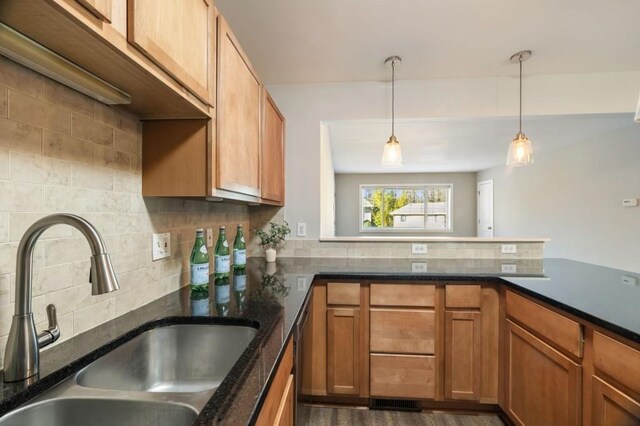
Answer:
506, 291, 583, 358
370, 354, 435, 399
593, 332, 640, 395
445, 285, 482, 308
327, 282, 360, 306
370, 283, 435, 307
370, 309, 435, 354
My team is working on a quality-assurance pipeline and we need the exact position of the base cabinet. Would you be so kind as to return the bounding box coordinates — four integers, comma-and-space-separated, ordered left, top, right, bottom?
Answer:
326, 307, 360, 395
591, 376, 640, 426
256, 339, 294, 426
505, 320, 581, 426
444, 311, 482, 401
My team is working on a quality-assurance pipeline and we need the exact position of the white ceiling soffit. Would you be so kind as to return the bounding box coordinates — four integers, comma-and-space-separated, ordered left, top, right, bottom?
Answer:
215, 0, 640, 85
327, 113, 637, 174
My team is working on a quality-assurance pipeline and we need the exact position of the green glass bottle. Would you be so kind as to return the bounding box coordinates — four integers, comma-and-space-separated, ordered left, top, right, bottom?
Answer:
215, 276, 230, 317
233, 268, 246, 314
190, 228, 209, 293
214, 226, 230, 279
233, 224, 247, 270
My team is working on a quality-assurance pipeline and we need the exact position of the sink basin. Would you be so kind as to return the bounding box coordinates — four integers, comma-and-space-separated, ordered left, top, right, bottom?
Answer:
0, 398, 197, 426
76, 324, 257, 393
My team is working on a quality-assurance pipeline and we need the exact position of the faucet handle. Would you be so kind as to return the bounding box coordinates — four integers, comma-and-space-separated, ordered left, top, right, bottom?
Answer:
37, 304, 61, 348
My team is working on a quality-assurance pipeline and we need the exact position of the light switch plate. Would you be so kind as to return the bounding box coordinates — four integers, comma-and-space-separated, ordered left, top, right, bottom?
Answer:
411, 243, 428, 255
622, 198, 638, 207
621, 275, 638, 286
297, 276, 307, 291
297, 222, 307, 237
501, 244, 517, 254
152, 233, 171, 261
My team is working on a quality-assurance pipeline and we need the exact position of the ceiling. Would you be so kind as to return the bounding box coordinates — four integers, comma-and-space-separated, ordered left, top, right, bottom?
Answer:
215, 0, 640, 84
327, 114, 636, 173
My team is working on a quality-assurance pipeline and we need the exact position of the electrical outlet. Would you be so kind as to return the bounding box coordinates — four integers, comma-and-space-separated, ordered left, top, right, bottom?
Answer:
501, 244, 517, 254
206, 228, 213, 247
411, 243, 428, 255
621, 275, 638, 286
297, 276, 307, 291
622, 198, 638, 207
152, 233, 171, 261
297, 222, 307, 237
411, 262, 428, 273
501, 264, 517, 274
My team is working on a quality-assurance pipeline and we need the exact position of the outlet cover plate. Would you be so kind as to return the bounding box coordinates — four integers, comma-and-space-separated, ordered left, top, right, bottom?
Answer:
297, 222, 307, 237
152, 233, 171, 261
411, 243, 428, 255
411, 262, 428, 273
501, 244, 517, 254
501, 264, 518, 274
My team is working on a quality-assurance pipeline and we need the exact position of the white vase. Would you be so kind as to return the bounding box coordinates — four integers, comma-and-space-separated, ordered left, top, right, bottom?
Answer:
265, 247, 277, 263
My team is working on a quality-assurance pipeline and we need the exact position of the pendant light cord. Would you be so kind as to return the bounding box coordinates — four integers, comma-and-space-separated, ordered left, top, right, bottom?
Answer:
519, 54, 523, 134
391, 59, 396, 138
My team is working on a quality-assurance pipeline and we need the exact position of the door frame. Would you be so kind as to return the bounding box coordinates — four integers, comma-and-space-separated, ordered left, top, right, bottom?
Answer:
477, 179, 494, 237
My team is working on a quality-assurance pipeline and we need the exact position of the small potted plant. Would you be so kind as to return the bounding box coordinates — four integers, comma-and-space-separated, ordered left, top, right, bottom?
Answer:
253, 221, 291, 262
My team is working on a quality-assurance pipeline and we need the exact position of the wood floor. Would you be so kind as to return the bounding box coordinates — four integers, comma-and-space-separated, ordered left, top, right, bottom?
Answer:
298, 405, 505, 426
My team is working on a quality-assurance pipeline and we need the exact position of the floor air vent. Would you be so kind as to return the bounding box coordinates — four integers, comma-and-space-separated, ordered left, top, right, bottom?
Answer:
369, 398, 421, 412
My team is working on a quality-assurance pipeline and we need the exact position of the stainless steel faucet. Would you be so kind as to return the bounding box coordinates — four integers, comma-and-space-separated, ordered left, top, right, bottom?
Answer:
3, 214, 120, 382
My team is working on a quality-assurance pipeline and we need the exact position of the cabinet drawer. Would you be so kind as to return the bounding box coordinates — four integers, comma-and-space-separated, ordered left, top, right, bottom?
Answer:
445, 285, 481, 308
370, 309, 435, 354
593, 332, 640, 395
327, 282, 360, 305
370, 354, 435, 399
506, 291, 582, 358
370, 283, 435, 307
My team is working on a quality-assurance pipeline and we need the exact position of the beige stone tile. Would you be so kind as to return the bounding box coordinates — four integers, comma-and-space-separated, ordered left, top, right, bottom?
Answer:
44, 185, 95, 213
0, 148, 7, 179
0, 213, 7, 243
0, 57, 43, 98
72, 164, 114, 190
9, 91, 71, 134
0, 181, 43, 212
131, 153, 142, 175
44, 237, 91, 266
73, 297, 116, 334
114, 129, 138, 155
43, 130, 94, 165
9, 212, 73, 242
95, 146, 130, 172
0, 87, 7, 117
32, 264, 74, 297
43, 78, 93, 117
10, 152, 71, 185
0, 117, 43, 154
114, 170, 140, 193
0, 301, 14, 336
72, 113, 113, 147
0, 274, 9, 306
44, 286, 80, 316
93, 102, 140, 134
95, 190, 129, 213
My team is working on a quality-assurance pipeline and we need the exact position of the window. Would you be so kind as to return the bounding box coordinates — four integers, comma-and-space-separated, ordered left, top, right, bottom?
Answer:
360, 184, 453, 232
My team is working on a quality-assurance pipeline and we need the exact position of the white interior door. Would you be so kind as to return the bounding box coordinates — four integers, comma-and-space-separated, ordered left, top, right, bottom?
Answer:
477, 180, 494, 237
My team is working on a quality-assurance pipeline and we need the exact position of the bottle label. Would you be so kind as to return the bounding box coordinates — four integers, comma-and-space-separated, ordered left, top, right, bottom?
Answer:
215, 255, 230, 273
223, 240, 229, 247
233, 274, 247, 291
233, 249, 247, 266
215, 284, 230, 303
190, 263, 209, 285
191, 299, 210, 316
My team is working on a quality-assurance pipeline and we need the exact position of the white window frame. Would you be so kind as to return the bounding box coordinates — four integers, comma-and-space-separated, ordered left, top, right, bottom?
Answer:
359, 183, 454, 233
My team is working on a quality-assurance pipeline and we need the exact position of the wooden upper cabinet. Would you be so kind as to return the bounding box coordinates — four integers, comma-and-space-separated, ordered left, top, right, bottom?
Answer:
261, 89, 285, 205
128, 0, 213, 104
216, 15, 261, 197
76, 0, 113, 22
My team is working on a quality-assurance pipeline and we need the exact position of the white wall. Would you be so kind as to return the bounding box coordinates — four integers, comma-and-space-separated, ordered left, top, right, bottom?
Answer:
478, 121, 640, 273
334, 173, 477, 237
268, 71, 640, 239
319, 123, 335, 237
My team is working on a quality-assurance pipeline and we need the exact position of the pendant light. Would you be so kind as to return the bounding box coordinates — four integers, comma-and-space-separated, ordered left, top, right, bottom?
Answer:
506, 50, 534, 166
381, 56, 403, 167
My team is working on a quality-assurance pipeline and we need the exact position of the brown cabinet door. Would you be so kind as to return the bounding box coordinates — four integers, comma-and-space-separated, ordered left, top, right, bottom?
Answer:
261, 89, 285, 205
76, 0, 112, 21
445, 310, 482, 401
128, 0, 213, 103
505, 320, 581, 426
216, 15, 261, 197
592, 376, 640, 426
327, 307, 360, 395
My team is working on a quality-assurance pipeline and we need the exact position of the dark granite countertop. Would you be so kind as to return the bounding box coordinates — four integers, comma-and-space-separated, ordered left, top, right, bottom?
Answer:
0, 257, 638, 425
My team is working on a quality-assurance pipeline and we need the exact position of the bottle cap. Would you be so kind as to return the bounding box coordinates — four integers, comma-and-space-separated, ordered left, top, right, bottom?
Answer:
220, 226, 226, 230
196, 228, 204, 233
237, 224, 243, 228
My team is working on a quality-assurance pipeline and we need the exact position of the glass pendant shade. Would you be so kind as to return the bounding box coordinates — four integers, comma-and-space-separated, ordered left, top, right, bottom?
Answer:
506, 132, 534, 166
381, 135, 403, 167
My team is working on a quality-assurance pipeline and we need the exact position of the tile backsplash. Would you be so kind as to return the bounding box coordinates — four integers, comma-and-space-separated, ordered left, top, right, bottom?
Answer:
0, 57, 249, 362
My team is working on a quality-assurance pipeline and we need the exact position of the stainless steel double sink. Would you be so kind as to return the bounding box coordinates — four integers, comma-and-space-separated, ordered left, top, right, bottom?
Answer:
0, 323, 258, 425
